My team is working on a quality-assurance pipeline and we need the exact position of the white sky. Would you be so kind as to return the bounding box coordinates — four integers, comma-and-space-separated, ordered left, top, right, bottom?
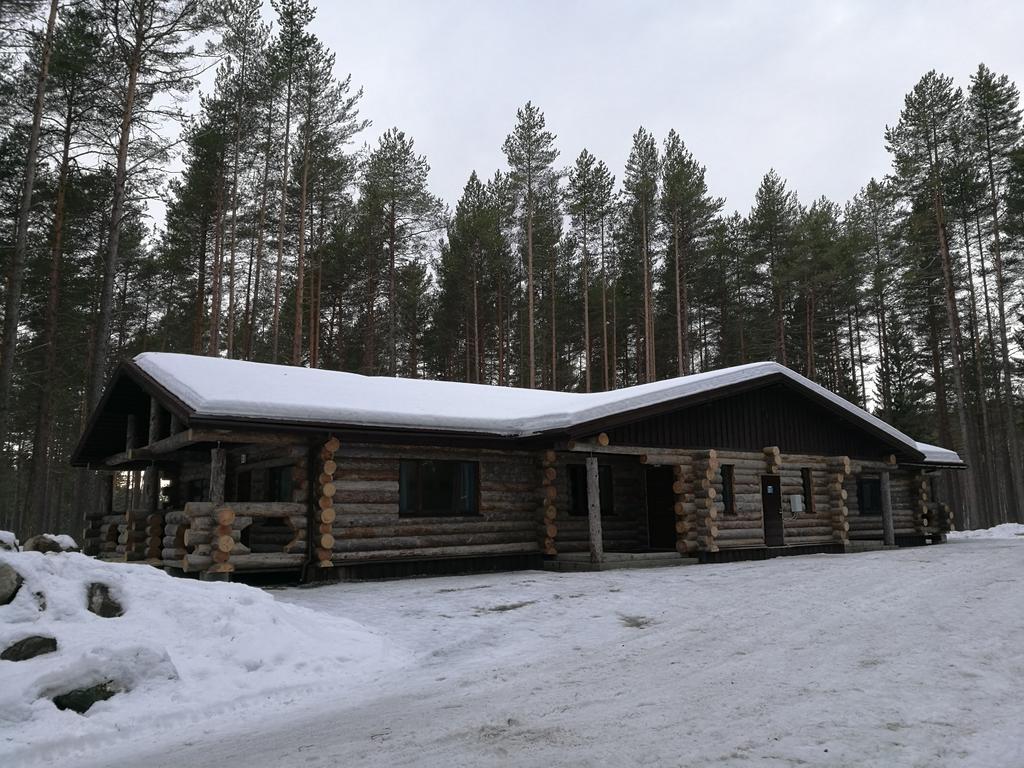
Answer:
306, 0, 1023, 215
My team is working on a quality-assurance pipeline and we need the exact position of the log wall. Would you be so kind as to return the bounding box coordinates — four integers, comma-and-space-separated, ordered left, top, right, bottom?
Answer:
323, 443, 541, 564
549, 454, 646, 553
699, 449, 842, 550
845, 463, 922, 540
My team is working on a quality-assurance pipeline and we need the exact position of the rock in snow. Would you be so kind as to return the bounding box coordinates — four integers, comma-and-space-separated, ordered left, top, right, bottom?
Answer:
85, 582, 123, 618
0, 530, 19, 551
22, 534, 79, 554
1, 635, 58, 662
0, 561, 22, 605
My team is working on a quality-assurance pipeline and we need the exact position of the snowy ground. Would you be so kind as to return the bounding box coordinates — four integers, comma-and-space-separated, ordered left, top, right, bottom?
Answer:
4, 536, 1023, 767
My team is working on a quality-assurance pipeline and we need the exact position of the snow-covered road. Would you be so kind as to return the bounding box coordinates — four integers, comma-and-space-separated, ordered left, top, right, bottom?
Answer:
40, 540, 1024, 766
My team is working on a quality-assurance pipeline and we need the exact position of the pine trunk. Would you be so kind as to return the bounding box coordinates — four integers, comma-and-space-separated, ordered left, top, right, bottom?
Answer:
582, 216, 591, 392
983, 127, 1024, 523
600, 219, 609, 391
527, 192, 536, 388
272, 73, 293, 363
387, 202, 397, 376
208, 173, 225, 356
25, 99, 73, 532
244, 106, 275, 360
0, 0, 59, 450
934, 189, 980, 528
88, 25, 143, 409
292, 126, 311, 366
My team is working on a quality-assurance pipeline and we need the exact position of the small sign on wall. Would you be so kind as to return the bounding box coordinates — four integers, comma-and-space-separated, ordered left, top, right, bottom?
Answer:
790, 494, 804, 515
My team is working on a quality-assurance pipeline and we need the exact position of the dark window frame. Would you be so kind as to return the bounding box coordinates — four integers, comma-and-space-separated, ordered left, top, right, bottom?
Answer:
857, 477, 883, 515
399, 459, 480, 517
721, 464, 736, 514
267, 465, 294, 503
800, 467, 815, 515
568, 464, 614, 517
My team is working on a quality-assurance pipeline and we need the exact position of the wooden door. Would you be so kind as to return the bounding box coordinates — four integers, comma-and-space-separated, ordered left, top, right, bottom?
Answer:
646, 466, 677, 550
761, 474, 784, 547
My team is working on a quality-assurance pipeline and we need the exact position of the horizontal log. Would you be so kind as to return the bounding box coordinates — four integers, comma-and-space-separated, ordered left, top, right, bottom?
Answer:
331, 542, 539, 562
232, 553, 306, 570
716, 528, 764, 541
640, 453, 694, 465
332, 531, 537, 552
717, 538, 764, 549
481, 481, 538, 494
783, 525, 834, 537
182, 553, 212, 572
184, 502, 215, 517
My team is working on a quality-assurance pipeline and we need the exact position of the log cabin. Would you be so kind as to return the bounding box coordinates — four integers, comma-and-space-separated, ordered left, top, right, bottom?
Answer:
71, 353, 964, 579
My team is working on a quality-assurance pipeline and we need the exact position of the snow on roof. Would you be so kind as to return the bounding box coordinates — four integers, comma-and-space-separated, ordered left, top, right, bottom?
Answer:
132, 352, 962, 465
914, 441, 964, 466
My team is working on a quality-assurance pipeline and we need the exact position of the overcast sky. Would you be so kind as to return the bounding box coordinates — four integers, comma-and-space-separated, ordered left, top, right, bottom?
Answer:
302, 0, 1022, 215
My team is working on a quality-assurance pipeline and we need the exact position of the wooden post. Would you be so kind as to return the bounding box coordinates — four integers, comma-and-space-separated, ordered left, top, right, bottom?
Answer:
148, 396, 161, 444
125, 414, 137, 450
210, 447, 226, 506
586, 456, 603, 566
881, 469, 895, 546
143, 397, 161, 512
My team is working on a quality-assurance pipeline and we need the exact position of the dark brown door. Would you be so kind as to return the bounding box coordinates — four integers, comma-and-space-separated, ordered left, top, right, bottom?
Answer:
761, 474, 784, 547
646, 466, 677, 550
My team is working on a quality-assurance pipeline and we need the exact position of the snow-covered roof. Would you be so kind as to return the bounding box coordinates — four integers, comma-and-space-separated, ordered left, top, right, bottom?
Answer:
131, 352, 963, 466
914, 441, 963, 466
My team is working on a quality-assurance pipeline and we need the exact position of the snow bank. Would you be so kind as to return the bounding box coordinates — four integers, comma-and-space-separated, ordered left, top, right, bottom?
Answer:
948, 523, 1024, 540
0, 552, 404, 760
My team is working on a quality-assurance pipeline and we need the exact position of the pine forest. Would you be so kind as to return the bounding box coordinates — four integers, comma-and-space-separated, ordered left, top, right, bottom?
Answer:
2, 0, 1024, 539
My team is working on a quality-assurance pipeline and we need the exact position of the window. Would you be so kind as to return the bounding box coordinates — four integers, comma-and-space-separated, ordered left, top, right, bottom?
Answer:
400, 460, 479, 517
721, 464, 736, 514
268, 465, 293, 503
800, 468, 815, 515
185, 478, 209, 502
568, 464, 614, 516
235, 470, 252, 502
857, 477, 882, 515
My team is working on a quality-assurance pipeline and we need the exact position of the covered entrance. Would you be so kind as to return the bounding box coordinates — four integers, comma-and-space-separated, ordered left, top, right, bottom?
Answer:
761, 474, 784, 547
645, 466, 677, 550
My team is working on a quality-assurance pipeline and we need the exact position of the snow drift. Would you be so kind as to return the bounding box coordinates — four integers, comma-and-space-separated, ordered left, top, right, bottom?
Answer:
948, 523, 1024, 540
0, 552, 403, 760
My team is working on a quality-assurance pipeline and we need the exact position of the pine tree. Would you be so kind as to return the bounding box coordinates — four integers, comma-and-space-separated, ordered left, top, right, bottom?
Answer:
268, 0, 313, 363
659, 130, 723, 376
968, 64, 1024, 522
747, 170, 799, 366
622, 127, 659, 382
0, 0, 58, 462
291, 35, 365, 366
566, 149, 614, 391
360, 128, 441, 376
24, 4, 108, 535
887, 70, 981, 526
502, 101, 558, 388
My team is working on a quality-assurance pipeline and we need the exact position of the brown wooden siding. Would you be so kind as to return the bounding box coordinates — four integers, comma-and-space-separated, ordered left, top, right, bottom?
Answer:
605, 383, 899, 460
